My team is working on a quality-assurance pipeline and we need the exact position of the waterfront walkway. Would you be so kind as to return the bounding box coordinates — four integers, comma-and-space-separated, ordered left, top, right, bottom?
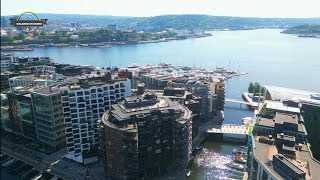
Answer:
225, 98, 251, 105
206, 124, 249, 135
225, 93, 259, 109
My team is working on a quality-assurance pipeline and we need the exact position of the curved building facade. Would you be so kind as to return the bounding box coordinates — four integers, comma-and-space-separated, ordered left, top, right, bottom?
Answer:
101, 94, 192, 179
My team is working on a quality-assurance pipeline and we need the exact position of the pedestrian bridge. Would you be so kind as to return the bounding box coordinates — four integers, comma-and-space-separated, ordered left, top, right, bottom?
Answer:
206, 124, 249, 135
225, 98, 251, 105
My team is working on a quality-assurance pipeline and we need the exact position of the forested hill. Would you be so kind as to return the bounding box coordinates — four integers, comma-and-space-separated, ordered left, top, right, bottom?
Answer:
1, 14, 320, 31
281, 24, 320, 35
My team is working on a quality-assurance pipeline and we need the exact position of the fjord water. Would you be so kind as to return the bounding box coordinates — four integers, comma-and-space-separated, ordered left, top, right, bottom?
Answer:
15, 29, 320, 92
14, 29, 320, 179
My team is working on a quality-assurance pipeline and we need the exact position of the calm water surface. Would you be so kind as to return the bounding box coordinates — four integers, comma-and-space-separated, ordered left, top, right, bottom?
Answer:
13, 29, 320, 179
15, 29, 320, 92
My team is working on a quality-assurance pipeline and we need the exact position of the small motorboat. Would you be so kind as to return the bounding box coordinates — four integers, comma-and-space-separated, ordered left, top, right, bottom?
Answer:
234, 156, 247, 164
196, 145, 204, 151
232, 147, 247, 155
240, 146, 247, 150
230, 163, 246, 171
186, 169, 191, 177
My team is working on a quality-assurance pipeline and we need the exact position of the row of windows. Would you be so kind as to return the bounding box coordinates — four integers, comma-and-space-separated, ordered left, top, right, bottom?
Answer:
62, 84, 124, 97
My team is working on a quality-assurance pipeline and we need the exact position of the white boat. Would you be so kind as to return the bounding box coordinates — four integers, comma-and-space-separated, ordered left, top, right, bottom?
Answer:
234, 156, 247, 164
232, 148, 247, 155
242, 117, 253, 125
128, 64, 140, 68
196, 145, 204, 151
230, 163, 246, 171
240, 146, 248, 150
31, 173, 42, 180
186, 169, 191, 177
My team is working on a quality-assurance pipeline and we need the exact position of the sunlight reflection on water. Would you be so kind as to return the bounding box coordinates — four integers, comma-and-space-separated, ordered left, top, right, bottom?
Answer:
194, 148, 242, 180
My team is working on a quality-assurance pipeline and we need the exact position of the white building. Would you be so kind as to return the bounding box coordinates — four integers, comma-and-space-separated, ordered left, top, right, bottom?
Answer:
31, 65, 56, 74
61, 74, 131, 163
1, 53, 13, 71
1, 29, 8, 36
9, 75, 57, 88
70, 35, 79, 40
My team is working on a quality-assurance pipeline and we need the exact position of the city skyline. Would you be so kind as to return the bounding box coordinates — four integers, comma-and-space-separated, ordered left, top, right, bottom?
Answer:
1, 0, 320, 18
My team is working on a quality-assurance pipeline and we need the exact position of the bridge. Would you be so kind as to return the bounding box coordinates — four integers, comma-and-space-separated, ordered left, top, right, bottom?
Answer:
225, 98, 251, 105
206, 124, 249, 135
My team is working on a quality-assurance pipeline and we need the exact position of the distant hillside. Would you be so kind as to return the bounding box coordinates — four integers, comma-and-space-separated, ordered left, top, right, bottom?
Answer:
136, 15, 320, 31
281, 24, 320, 35
1, 14, 320, 31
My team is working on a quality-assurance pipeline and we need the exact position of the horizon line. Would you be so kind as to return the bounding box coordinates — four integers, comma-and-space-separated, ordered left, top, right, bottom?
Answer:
2, 13, 320, 19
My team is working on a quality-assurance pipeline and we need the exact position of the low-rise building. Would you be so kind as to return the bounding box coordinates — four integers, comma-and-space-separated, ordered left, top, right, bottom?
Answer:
9, 74, 57, 88
101, 94, 192, 179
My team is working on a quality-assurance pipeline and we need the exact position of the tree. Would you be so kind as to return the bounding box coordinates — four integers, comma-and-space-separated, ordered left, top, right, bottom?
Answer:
248, 82, 254, 93
14, 33, 25, 40
253, 82, 261, 95
40, 31, 46, 36
1, 36, 14, 44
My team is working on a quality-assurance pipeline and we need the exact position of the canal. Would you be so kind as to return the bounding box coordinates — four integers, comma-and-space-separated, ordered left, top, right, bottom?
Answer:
187, 75, 254, 180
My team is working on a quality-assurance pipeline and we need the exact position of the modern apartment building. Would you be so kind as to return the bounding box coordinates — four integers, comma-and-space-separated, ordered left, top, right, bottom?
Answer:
167, 77, 226, 118
1, 53, 13, 71
101, 94, 192, 179
60, 72, 131, 163
31, 86, 66, 151
7, 87, 36, 140
134, 86, 202, 137
1, 93, 10, 132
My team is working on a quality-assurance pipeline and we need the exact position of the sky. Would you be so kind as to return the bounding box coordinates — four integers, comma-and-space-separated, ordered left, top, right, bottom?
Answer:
1, 0, 320, 18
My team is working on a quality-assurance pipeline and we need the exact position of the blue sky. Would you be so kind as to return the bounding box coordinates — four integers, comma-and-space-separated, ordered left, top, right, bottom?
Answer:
1, 0, 320, 18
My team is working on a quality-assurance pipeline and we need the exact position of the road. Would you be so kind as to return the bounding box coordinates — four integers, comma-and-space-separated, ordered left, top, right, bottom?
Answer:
1, 139, 104, 180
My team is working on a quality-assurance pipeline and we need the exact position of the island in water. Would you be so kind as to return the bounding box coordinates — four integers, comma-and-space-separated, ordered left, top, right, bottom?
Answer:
281, 24, 320, 38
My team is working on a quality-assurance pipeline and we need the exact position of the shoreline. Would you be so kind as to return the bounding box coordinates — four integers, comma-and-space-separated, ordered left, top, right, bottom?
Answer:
1, 34, 212, 52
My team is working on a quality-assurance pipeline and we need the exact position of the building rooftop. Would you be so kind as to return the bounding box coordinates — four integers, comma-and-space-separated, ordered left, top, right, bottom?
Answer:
10, 74, 55, 81
101, 96, 192, 132
276, 134, 295, 141
32, 85, 62, 95
253, 135, 320, 180
256, 115, 305, 133
275, 113, 298, 125
263, 85, 318, 101
265, 100, 300, 114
